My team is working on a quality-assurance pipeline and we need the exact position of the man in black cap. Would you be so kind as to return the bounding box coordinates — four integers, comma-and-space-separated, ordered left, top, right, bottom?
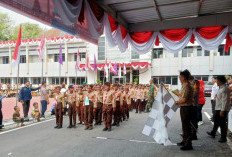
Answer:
207, 76, 231, 143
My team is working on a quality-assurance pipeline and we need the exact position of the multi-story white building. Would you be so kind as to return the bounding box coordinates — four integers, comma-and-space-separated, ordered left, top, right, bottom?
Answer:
0, 34, 231, 90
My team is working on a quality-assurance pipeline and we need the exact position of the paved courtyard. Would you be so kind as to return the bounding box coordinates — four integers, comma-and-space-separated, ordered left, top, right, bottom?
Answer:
0, 98, 232, 157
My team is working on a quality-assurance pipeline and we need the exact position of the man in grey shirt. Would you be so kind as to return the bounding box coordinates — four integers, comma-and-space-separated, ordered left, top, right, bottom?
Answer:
207, 76, 231, 143
40, 82, 49, 118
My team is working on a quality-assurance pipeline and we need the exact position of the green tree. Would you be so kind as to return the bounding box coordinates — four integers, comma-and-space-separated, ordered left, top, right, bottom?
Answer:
0, 13, 12, 41
11, 23, 44, 41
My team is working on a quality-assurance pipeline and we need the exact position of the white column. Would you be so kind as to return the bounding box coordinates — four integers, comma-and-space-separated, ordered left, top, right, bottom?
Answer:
67, 77, 70, 86
26, 45, 29, 74
45, 43, 48, 74
65, 42, 68, 73
209, 50, 214, 71
9, 46, 12, 74
178, 51, 182, 71
46, 77, 49, 84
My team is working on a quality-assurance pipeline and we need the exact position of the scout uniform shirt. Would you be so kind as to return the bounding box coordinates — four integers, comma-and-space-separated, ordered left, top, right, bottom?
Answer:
124, 93, 131, 105
50, 92, 65, 108
136, 89, 143, 100
179, 82, 193, 107
76, 92, 84, 107
83, 92, 95, 106
66, 91, 76, 104
93, 91, 103, 108
120, 92, 125, 106
129, 88, 135, 99
103, 91, 115, 107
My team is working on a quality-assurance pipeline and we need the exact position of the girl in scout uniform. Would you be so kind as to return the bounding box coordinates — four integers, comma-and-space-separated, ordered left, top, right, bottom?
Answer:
93, 84, 103, 125
66, 85, 76, 128
76, 86, 84, 125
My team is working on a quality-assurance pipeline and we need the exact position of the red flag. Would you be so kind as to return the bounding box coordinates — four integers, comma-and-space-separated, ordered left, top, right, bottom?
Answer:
37, 36, 45, 61
85, 52, 90, 70
75, 49, 81, 71
104, 57, 108, 78
12, 25, 22, 66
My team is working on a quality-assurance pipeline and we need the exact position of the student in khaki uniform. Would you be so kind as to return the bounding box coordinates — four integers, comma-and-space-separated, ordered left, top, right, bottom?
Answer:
123, 88, 131, 120
76, 86, 84, 125
135, 85, 143, 113
93, 84, 103, 125
83, 85, 95, 130
50, 86, 65, 129
141, 85, 148, 112
66, 85, 77, 128
102, 82, 115, 132
119, 86, 125, 121
112, 84, 121, 126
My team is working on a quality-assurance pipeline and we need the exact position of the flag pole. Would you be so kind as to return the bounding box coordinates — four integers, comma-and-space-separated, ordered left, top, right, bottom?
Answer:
59, 63, 61, 85
41, 59, 44, 82
16, 64, 20, 106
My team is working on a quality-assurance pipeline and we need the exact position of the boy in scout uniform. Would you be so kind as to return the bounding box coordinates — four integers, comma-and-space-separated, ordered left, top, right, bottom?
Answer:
135, 85, 143, 114
83, 85, 95, 130
129, 85, 135, 110
112, 84, 121, 126
123, 88, 131, 120
119, 86, 125, 121
102, 82, 115, 132
93, 84, 103, 125
76, 86, 84, 125
50, 86, 65, 129
66, 85, 76, 128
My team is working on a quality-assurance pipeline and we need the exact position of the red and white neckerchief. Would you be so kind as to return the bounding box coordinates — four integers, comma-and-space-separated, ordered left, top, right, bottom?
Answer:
69, 92, 74, 101
104, 92, 108, 103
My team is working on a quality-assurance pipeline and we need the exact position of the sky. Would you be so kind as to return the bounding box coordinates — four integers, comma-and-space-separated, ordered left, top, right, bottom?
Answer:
0, 5, 52, 29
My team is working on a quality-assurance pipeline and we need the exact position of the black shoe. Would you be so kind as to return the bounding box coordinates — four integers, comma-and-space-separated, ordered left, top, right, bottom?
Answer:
135, 111, 138, 113
108, 128, 112, 132
98, 122, 102, 125
192, 136, 198, 140
89, 127, 93, 130
207, 131, 215, 138
84, 127, 89, 130
78, 122, 82, 124
180, 145, 193, 151
218, 138, 227, 143
116, 123, 120, 127
177, 142, 185, 146
94, 122, 98, 126
103, 128, 108, 131
73, 125, 77, 128
57, 126, 62, 129
54, 126, 59, 129
67, 125, 72, 128
112, 123, 116, 126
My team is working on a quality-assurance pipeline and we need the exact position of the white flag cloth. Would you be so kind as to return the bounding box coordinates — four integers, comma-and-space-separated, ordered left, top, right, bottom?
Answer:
118, 65, 121, 77
37, 36, 45, 61
142, 85, 178, 146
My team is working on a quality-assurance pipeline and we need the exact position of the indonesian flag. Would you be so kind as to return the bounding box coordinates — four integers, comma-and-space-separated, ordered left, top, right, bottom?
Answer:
85, 52, 90, 70
104, 58, 108, 78
12, 25, 22, 67
75, 49, 81, 71
123, 63, 127, 75
37, 36, 45, 61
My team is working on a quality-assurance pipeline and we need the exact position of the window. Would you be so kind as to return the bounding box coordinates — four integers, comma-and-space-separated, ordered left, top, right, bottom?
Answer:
20, 55, 26, 63
204, 50, 210, 56
197, 46, 202, 56
19, 78, 28, 84
2, 56, 9, 64
152, 48, 163, 59
153, 76, 178, 85
70, 77, 85, 84
218, 45, 230, 56
194, 75, 209, 81
174, 52, 178, 58
32, 78, 41, 84
0, 78, 11, 84
131, 49, 140, 59
182, 47, 193, 57
54, 54, 65, 62
98, 37, 105, 60
132, 70, 139, 83
74, 53, 86, 61
51, 78, 59, 84
100, 71, 106, 83
172, 77, 178, 85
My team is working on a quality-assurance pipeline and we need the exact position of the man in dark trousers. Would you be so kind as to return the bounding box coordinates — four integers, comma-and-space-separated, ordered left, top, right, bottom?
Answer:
18, 81, 40, 119
207, 76, 231, 143
0, 94, 7, 129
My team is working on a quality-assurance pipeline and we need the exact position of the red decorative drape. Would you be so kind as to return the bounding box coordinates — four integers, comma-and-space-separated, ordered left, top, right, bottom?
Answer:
120, 26, 127, 40
78, 0, 85, 24
87, 0, 104, 21
225, 34, 232, 53
108, 15, 118, 32
130, 32, 153, 44
190, 34, 195, 44
160, 29, 188, 41
196, 26, 226, 39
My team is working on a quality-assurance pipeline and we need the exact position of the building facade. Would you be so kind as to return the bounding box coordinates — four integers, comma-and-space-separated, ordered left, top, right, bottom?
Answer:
0, 36, 231, 90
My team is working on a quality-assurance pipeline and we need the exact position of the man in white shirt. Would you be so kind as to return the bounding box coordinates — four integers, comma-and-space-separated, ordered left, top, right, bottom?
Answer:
207, 76, 231, 143
211, 76, 219, 121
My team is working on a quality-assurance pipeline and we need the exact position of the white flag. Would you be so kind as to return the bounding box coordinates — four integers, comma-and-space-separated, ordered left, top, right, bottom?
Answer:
118, 65, 121, 77
37, 36, 45, 61
123, 63, 126, 75
142, 85, 178, 146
